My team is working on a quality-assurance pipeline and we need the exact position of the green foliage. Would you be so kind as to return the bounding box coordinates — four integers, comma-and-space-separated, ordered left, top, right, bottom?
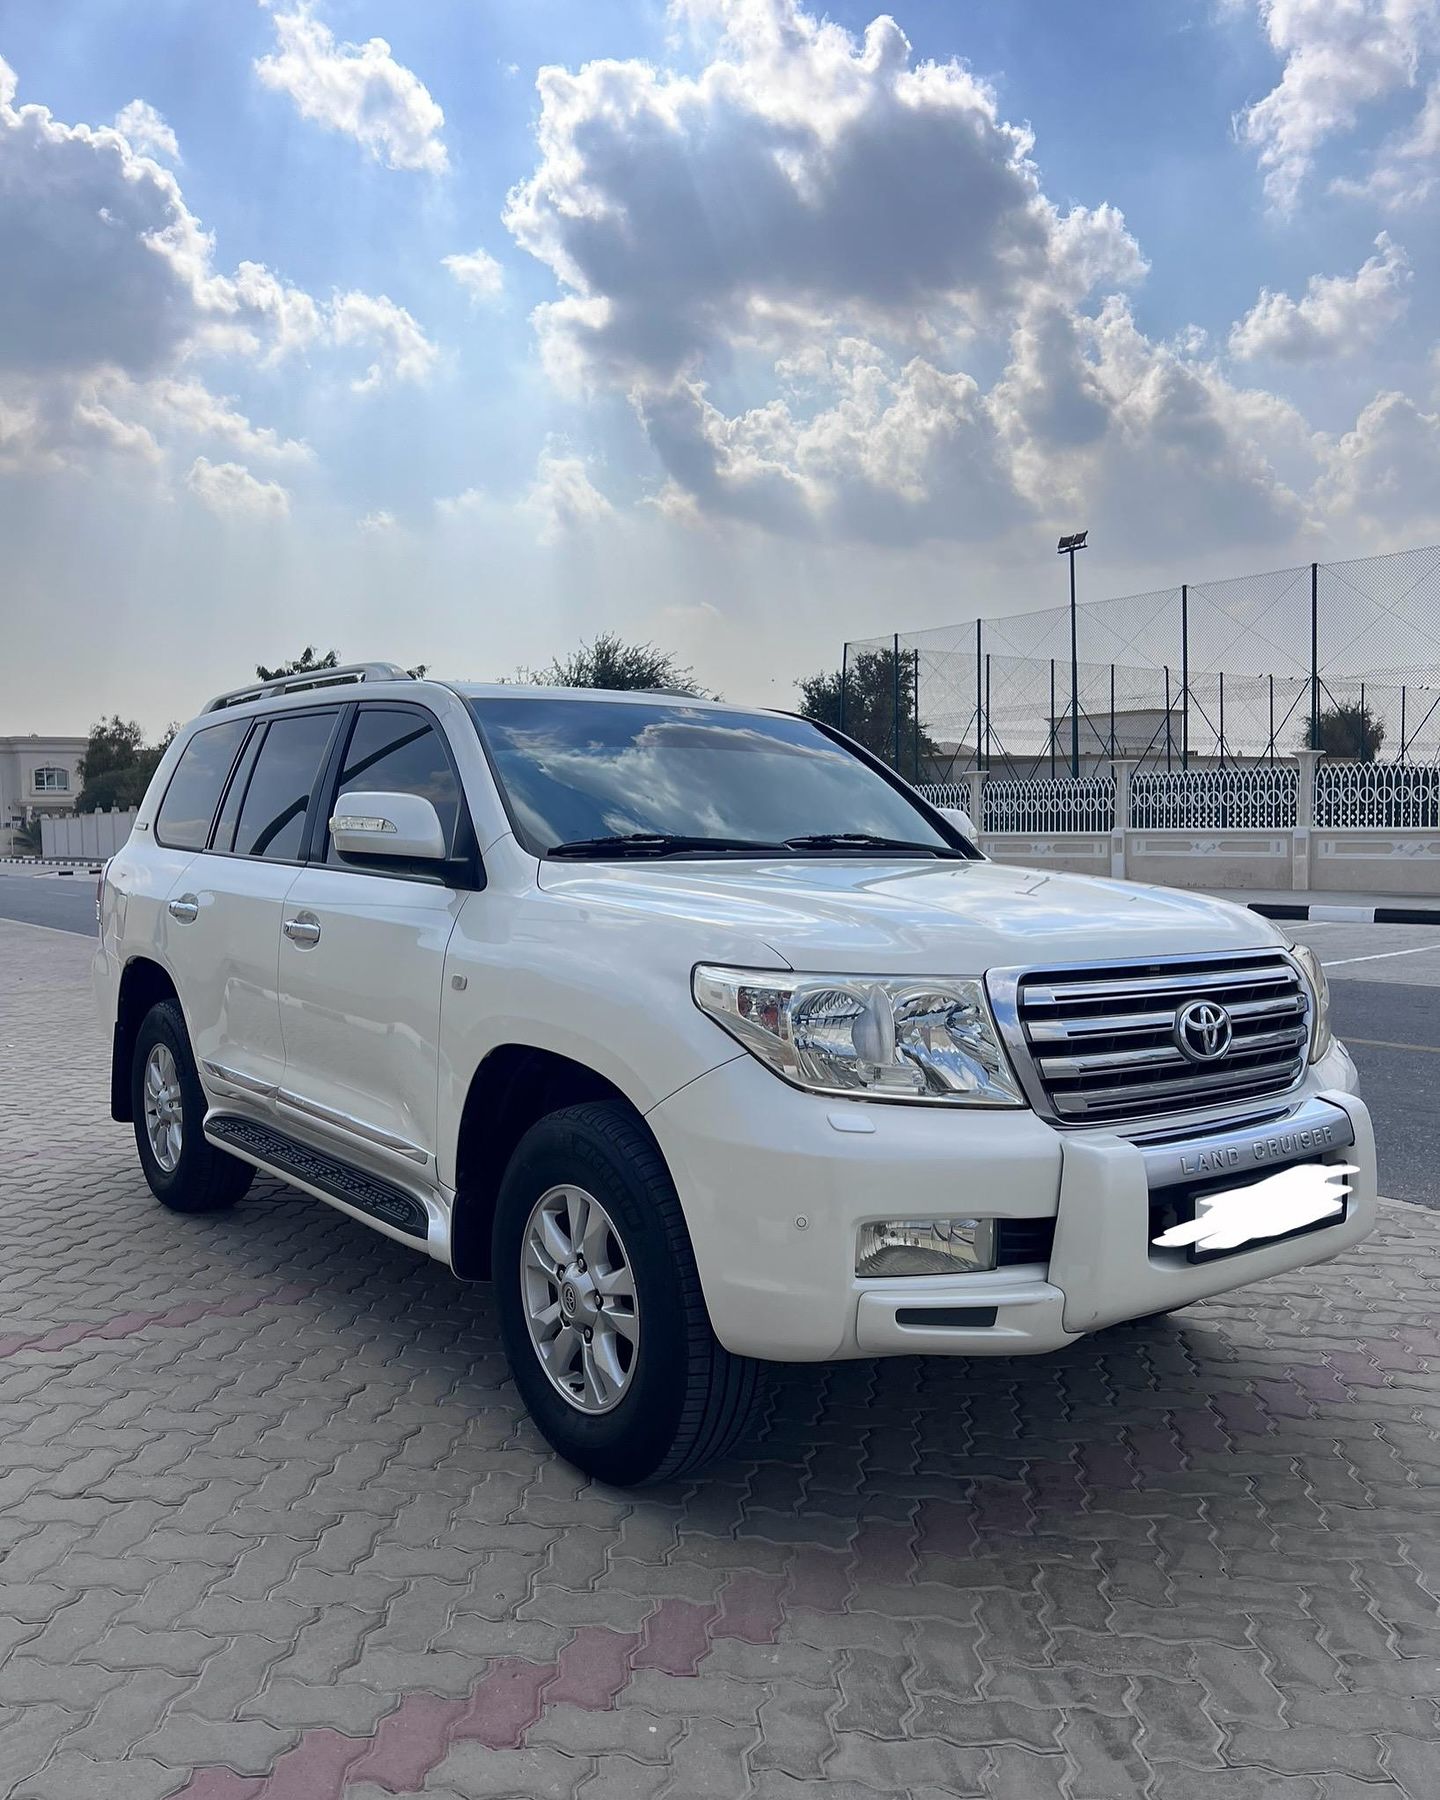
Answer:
525, 632, 713, 697
256, 647, 428, 681
75, 716, 175, 813
796, 647, 939, 775
1303, 701, 1386, 761
13, 814, 43, 856
255, 646, 340, 681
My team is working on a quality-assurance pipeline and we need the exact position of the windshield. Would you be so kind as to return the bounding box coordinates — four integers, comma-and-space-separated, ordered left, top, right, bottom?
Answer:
468, 695, 959, 857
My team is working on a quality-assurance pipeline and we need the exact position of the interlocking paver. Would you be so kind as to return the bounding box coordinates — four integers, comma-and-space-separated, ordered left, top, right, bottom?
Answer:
3, 914, 1440, 1798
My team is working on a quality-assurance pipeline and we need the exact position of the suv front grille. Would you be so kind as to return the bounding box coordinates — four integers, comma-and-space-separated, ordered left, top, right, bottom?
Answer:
1012, 952, 1309, 1125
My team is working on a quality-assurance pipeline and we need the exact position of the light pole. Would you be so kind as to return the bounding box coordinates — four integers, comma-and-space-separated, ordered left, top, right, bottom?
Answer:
1057, 531, 1088, 778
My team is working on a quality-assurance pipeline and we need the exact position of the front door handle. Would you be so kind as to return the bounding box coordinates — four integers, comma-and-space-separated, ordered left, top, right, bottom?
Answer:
167, 895, 199, 924
282, 912, 322, 947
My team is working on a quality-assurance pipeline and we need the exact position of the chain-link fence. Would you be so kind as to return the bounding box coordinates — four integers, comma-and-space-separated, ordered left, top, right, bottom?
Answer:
842, 543, 1440, 778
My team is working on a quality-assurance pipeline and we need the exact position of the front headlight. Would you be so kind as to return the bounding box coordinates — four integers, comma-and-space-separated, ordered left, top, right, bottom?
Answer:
1289, 942, 1333, 1062
693, 966, 1024, 1105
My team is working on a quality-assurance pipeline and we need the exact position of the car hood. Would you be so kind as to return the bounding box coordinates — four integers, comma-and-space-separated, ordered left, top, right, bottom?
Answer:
536, 855, 1285, 973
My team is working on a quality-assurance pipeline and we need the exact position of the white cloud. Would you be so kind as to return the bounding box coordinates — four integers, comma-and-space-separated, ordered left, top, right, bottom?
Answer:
499, 0, 1329, 554
504, 0, 1145, 392
1229, 233, 1412, 362
186, 455, 291, 518
992, 298, 1308, 558
114, 98, 179, 161
438, 451, 615, 543
255, 3, 447, 174
1334, 77, 1440, 207
0, 54, 436, 481
526, 452, 615, 541
1315, 390, 1440, 539
328, 291, 437, 390
359, 508, 397, 532
1236, 0, 1440, 209
442, 248, 504, 304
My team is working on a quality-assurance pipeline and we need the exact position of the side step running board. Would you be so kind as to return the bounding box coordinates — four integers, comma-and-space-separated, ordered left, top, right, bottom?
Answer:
206, 1115, 430, 1241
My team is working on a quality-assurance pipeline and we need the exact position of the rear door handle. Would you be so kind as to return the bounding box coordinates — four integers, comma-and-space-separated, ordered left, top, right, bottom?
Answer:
167, 895, 199, 924
282, 912, 321, 947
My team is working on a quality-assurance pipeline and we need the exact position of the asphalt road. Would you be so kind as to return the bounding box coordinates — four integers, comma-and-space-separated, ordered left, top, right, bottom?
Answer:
2, 869, 1435, 1207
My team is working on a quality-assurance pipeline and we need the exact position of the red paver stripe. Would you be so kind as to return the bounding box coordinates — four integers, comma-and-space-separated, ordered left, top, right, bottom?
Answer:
0, 1283, 313, 1359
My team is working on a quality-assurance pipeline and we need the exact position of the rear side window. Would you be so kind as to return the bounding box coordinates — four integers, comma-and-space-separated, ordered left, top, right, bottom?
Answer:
325, 707, 462, 864
231, 712, 337, 862
154, 720, 248, 850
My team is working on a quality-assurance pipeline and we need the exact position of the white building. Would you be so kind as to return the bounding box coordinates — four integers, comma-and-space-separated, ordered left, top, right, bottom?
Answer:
0, 735, 88, 855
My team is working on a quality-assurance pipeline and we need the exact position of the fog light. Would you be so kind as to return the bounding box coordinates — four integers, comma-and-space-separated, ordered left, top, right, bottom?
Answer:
856, 1218, 997, 1277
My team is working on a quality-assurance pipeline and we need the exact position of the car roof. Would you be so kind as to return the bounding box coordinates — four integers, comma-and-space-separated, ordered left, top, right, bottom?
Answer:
186, 677, 782, 733
450, 683, 760, 711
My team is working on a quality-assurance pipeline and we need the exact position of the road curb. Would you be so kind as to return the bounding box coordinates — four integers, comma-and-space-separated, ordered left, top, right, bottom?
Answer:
1248, 900, 1440, 926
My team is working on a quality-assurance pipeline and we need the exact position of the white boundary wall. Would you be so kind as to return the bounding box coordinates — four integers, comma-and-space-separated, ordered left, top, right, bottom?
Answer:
918, 755, 1440, 896
40, 809, 137, 861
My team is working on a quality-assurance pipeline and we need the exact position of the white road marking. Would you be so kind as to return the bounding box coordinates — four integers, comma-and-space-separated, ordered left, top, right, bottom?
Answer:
1321, 943, 1440, 969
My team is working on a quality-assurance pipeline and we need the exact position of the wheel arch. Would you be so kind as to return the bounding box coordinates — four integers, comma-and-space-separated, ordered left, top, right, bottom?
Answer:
450, 1044, 665, 1280
112, 956, 181, 1121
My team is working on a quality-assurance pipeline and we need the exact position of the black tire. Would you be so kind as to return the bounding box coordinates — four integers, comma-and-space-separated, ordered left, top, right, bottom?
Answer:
131, 999, 254, 1213
492, 1101, 764, 1486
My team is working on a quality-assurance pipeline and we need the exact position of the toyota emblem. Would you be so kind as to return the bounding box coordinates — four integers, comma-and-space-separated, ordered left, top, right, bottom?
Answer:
1175, 998, 1233, 1063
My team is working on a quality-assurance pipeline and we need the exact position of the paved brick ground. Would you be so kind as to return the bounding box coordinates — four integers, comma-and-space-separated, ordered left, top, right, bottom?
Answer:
1, 917, 1438, 1800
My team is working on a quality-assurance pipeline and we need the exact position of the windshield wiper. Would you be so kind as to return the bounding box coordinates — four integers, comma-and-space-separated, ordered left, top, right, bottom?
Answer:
783, 833, 965, 858
547, 833, 787, 859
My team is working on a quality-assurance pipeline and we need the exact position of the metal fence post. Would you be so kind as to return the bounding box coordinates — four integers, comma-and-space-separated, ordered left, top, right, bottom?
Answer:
1358, 680, 1366, 761
891, 633, 901, 770
839, 641, 849, 736
1049, 660, 1056, 780
1164, 667, 1172, 771
1218, 670, 1226, 767
1294, 747, 1322, 892
912, 649, 921, 780
1109, 664, 1116, 760
984, 655, 992, 772
974, 619, 983, 773
1310, 562, 1319, 749
1268, 675, 1275, 761
1180, 583, 1189, 771
1400, 686, 1407, 763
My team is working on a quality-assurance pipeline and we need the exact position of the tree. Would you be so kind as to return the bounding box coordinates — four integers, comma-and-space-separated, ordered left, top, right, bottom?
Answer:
525, 633, 713, 697
75, 716, 175, 813
256, 647, 429, 681
256, 646, 339, 681
13, 813, 43, 857
1304, 701, 1386, 762
796, 647, 939, 777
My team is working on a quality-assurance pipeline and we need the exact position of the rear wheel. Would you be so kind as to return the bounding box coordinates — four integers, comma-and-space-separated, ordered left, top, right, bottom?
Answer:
493, 1102, 764, 1486
131, 1000, 254, 1213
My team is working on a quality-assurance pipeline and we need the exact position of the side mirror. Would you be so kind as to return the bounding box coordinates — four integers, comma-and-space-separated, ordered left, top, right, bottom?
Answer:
940, 805, 978, 840
329, 790, 447, 862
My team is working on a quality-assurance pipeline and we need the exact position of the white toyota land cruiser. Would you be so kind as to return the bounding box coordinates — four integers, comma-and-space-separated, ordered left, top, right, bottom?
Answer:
96, 662, 1374, 1484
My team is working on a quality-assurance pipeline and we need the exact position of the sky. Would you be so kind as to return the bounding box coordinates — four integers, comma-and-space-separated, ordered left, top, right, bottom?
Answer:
3, 0, 1440, 735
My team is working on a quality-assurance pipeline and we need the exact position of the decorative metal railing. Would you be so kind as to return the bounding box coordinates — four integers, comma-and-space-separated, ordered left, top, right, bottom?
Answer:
918, 760, 1440, 833
1315, 761, 1440, 829
979, 777, 1115, 835
1130, 766, 1297, 831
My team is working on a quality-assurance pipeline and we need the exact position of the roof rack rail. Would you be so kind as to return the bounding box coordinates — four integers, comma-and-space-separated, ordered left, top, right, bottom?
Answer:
203, 662, 414, 714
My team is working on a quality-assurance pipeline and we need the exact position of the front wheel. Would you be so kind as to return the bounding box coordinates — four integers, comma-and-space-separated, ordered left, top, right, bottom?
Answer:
493, 1102, 763, 1486
132, 1000, 254, 1213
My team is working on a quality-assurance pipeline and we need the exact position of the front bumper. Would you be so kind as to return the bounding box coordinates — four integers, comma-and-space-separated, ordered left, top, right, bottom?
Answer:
645, 1042, 1376, 1362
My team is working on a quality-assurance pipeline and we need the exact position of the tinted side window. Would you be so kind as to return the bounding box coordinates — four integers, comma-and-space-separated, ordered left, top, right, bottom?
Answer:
154, 720, 248, 851
325, 707, 461, 864
232, 712, 336, 861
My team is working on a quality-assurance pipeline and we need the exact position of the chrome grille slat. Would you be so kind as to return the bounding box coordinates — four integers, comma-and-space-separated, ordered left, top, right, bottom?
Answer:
1011, 952, 1310, 1125
1027, 964, 1294, 1007
1026, 993, 1304, 1042
1037, 1025, 1308, 1081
